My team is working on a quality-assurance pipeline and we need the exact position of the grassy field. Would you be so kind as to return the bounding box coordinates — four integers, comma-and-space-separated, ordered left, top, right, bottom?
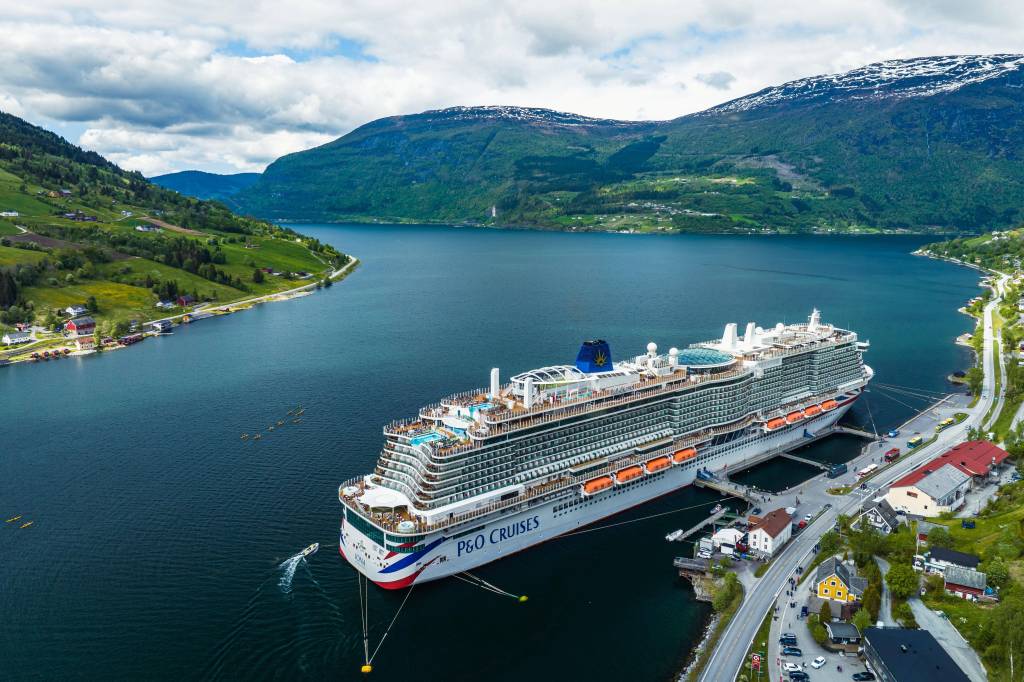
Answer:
0, 244, 47, 266
22, 281, 156, 326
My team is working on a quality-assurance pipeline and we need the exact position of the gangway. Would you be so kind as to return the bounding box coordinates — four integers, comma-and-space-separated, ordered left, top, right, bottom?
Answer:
777, 453, 831, 471
833, 425, 878, 440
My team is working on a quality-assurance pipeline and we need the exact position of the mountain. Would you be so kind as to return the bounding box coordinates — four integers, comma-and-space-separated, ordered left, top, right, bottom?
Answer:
150, 170, 261, 203
0, 111, 346, 336
234, 54, 1024, 234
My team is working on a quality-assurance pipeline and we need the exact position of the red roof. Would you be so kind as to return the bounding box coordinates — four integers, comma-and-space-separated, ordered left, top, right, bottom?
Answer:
892, 441, 1008, 488
749, 508, 791, 538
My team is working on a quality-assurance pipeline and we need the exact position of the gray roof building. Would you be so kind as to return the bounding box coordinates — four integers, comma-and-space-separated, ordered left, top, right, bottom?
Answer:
824, 621, 861, 642
916, 463, 971, 501
944, 565, 987, 591
929, 547, 981, 569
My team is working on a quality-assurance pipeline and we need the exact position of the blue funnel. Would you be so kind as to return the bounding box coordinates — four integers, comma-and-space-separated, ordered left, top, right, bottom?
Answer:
576, 340, 613, 373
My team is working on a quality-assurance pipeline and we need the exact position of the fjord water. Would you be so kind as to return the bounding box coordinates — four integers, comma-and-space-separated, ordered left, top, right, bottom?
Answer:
0, 226, 977, 681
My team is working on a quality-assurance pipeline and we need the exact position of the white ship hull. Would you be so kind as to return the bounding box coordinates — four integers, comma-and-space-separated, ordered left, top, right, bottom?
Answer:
339, 396, 855, 588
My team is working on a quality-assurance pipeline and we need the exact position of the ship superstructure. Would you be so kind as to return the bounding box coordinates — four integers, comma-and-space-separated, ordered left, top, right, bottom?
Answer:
339, 310, 871, 587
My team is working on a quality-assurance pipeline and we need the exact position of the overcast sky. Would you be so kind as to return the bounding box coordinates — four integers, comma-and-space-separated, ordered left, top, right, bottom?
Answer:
3, 1, 1022, 176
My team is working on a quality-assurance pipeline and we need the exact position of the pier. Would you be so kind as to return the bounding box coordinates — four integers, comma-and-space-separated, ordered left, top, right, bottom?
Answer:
668, 508, 729, 543
693, 476, 760, 505
674, 557, 713, 601
833, 425, 878, 440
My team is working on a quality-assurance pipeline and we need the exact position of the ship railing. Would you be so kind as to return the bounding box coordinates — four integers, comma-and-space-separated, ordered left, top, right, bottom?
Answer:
340, 413, 759, 536
470, 367, 746, 439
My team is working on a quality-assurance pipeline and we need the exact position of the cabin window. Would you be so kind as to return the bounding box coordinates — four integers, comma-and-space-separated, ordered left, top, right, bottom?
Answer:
906, 492, 918, 498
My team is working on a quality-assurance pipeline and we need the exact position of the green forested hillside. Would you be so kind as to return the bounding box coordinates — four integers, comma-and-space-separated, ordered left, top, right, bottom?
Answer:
235, 55, 1024, 234
0, 111, 347, 339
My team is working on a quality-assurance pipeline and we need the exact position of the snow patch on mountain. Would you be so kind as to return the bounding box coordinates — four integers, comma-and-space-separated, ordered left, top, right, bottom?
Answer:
415, 105, 647, 128
706, 54, 1024, 114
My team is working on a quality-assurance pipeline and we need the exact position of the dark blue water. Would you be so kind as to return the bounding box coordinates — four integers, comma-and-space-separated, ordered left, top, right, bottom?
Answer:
0, 227, 978, 681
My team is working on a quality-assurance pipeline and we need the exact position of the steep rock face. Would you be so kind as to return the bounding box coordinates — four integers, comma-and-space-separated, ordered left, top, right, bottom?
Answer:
235, 55, 1024, 233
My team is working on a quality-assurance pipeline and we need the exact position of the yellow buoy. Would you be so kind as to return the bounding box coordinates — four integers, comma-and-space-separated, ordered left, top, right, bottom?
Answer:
518, 595, 528, 603
361, 664, 373, 674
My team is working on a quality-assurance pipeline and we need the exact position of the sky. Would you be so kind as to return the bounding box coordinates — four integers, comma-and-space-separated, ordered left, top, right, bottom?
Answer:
3, 1, 1022, 176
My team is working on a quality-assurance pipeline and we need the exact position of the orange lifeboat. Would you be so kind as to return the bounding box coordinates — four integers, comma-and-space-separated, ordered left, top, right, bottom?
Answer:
804, 404, 822, 417
786, 410, 804, 424
615, 465, 644, 484
672, 447, 697, 464
765, 417, 786, 431
645, 455, 672, 474
582, 476, 613, 496
821, 399, 838, 411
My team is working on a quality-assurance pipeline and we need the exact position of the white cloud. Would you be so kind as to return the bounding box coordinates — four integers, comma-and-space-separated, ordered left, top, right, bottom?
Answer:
2, 1, 1022, 174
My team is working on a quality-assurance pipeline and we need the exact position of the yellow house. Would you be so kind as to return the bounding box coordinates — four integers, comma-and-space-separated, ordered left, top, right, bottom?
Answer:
815, 557, 867, 603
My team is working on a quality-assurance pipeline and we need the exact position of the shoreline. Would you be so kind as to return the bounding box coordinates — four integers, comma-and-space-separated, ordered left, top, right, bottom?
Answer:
0, 255, 359, 368
277, 217, 971, 238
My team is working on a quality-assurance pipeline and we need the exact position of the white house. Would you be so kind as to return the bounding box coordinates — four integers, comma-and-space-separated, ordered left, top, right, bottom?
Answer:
65, 304, 88, 317
0, 210, 19, 217
852, 498, 902, 534
747, 508, 792, 558
885, 463, 971, 516
2, 331, 32, 345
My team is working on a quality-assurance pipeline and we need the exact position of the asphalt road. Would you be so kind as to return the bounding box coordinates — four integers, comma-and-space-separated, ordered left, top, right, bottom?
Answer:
698, 276, 1005, 682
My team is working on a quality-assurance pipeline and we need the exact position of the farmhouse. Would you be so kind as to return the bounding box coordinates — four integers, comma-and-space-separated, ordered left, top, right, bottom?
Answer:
65, 304, 88, 317
65, 316, 96, 337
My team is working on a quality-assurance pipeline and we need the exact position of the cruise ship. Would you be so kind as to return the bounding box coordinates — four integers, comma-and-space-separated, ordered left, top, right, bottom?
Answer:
339, 310, 872, 588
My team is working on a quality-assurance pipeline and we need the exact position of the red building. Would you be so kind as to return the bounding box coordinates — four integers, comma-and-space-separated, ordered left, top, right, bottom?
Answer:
176, 295, 196, 307
64, 316, 96, 337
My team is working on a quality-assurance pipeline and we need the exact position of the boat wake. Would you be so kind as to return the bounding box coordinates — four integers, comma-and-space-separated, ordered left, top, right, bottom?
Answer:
278, 553, 306, 594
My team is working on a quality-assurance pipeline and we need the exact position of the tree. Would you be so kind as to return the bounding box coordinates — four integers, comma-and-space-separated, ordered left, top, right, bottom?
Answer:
852, 607, 873, 633
863, 583, 881, 620
85, 295, 98, 312
985, 557, 1010, 589
966, 367, 984, 396
885, 563, 919, 600
251, 268, 264, 284
927, 526, 954, 549
819, 599, 832, 624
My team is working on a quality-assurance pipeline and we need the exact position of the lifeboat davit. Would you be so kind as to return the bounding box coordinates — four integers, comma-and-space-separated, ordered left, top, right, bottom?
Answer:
614, 465, 644, 484
765, 417, 786, 431
645, 455, 672, 474
821, 399, 838, 411
582, 476, 613, 496
804, 404, 822, 417
786, 410, 804, 424
672, 447, 697, 464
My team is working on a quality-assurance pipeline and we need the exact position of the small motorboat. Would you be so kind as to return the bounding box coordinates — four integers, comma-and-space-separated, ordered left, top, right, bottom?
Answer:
665, 529, 684, 542
241, 433, 249, 440
291, 418, 302, 424
276, 420, 284, 427
267, 426, 275, 432
711, 504, 724, 514
301, 543, 319, 557
253, 434, 262, 440
20, 521, 33, 529
6, 515, 22, 523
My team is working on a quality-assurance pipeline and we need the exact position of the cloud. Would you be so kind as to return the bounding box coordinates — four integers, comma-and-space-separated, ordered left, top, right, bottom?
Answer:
695, 71, 737, 90
1, 1, 1023, 174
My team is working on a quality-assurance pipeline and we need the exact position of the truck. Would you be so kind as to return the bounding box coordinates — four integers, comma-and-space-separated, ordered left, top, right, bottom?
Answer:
884, 448, 901, 463
908, 435, 923, 449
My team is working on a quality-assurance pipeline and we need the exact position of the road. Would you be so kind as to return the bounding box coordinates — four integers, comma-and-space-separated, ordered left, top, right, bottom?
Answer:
908, 598, 987, 682
698, 274, 1006, 682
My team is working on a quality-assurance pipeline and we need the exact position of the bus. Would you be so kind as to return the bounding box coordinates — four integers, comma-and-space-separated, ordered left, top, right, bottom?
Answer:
907, 435, 923, 449
936, 417, 955, 432
857, 463, 879, 479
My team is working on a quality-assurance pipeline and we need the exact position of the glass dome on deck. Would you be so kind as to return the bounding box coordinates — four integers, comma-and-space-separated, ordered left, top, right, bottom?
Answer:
677, 348, 735, 368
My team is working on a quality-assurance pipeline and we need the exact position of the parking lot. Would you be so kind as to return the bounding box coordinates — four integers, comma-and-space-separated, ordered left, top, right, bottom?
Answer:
765, 562, 875, 682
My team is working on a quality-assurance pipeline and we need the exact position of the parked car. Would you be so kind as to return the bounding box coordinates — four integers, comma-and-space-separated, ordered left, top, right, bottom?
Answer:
782, 646, 803, 657
789, 672, 809, 681
780, 637, 798, 647
811, 656, 826, 669
803, 514, 813, 523
800, 605, 809, 618
783, 662, 801, 672
852, 673, 876, 681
